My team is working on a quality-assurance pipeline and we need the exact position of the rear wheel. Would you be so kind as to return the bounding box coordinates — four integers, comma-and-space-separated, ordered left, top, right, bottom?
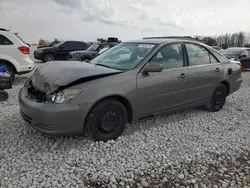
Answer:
43, 53, 54, 62
0, 63, 15, 84
205, 84, 227, 112
85, 99, 127, 141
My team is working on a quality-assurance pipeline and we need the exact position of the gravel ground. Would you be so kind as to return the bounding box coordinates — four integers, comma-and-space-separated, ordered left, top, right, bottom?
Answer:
1, 72, 250, 188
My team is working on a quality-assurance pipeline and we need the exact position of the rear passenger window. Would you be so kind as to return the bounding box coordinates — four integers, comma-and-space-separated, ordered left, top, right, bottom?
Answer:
152, 43, 184, 69
211, 50, 229, 63
0, 35, 13, 45
186, 43, 210, 66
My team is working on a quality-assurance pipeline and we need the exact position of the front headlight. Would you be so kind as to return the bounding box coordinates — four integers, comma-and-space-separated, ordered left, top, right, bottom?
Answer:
45, 89, 82, 104
73, 53, 81, 58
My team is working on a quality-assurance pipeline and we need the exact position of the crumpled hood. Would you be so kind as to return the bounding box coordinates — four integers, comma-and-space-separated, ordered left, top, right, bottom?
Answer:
31, 61, 122, 94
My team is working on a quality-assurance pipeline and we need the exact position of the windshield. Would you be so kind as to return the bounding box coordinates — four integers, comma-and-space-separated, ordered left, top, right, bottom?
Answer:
47, 42, 56, 47
87, 44, 100, 51
222, 48, 242, 56
91, 43, 156, 71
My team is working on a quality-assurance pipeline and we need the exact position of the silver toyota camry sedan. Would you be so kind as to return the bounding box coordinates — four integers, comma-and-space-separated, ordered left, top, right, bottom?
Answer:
19, 38, 242, 141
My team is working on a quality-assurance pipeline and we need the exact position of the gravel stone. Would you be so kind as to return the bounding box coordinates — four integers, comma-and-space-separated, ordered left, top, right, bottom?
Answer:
141, 179, 149, 187
1, 68, 250, 187
178, 174, 185, 179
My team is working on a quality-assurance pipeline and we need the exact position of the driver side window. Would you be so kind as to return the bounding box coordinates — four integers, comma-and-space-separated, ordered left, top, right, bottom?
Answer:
152, 43, 184, 69
60, 42, 71, 49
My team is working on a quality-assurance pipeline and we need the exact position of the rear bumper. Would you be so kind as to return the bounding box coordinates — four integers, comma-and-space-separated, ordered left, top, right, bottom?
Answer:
18, 87, 92, 135
18, 65, 35, 75
17, 58, 35, 74
229, 77, 242, 95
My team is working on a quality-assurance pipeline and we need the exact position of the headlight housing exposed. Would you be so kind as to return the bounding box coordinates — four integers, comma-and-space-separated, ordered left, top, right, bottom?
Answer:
45, 89, 82, 104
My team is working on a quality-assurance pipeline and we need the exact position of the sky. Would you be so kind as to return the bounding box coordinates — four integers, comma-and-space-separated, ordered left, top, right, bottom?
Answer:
1, 0, 250, 43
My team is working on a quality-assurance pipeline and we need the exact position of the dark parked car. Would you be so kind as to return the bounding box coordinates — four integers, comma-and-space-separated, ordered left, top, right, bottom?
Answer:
34, 41, 90, 62
221, 47, 250, 70
67, 37, 120, 61
19, 38, 242, 141
37, 41, 60, 49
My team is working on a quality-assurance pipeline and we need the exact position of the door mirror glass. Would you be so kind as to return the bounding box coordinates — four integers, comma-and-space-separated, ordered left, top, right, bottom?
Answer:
143, 63, 163, 73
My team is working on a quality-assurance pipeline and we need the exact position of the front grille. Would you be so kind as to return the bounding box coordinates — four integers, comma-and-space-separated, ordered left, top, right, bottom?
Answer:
20, 111, 32, 123
27, 81, 46, 102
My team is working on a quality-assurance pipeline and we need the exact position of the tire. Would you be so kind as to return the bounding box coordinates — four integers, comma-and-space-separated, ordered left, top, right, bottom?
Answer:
0, 91, 9, 101
205, 84, 227, 112
43, 53, 54, 62
0, 64, 15, 84
85, 99, 128, 141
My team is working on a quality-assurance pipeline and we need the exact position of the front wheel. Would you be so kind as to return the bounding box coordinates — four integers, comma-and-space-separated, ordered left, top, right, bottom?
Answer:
43, 53, 54, 62
85, 99, 128, 141
205, 84, 227, 112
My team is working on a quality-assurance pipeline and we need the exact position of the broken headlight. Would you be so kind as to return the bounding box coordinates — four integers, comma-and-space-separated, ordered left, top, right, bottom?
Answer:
45, 89, 82, 104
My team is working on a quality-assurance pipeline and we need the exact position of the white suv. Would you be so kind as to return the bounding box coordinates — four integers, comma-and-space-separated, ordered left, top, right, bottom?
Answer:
0, 28, 35, 83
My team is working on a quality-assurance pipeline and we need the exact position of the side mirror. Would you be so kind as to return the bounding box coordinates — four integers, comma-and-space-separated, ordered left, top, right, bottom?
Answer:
59, 46, 64, 49
143, 63, 163, 73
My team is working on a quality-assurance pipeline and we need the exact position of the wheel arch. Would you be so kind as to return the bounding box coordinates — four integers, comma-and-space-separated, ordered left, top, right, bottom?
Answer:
220, 80, 230, 96
85, 95, 133, 124
0, 59, 17, 73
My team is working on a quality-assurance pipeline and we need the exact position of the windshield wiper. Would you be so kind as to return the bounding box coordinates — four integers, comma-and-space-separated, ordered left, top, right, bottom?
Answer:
95, 63, 114, 69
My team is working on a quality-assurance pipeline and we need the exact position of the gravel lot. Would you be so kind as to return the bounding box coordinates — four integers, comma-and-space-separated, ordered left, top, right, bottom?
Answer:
1, 71, 250, 188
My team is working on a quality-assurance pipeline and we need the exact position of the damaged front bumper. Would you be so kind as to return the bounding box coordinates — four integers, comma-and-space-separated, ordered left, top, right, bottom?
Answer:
18, 87, 93, 135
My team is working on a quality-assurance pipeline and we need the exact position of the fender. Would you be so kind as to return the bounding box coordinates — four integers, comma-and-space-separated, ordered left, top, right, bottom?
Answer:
0, 54, 20, 72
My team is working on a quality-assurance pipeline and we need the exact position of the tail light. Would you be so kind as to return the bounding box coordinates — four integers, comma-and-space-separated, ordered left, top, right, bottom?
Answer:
18, 46, 30, 54
240, 63, 242, 72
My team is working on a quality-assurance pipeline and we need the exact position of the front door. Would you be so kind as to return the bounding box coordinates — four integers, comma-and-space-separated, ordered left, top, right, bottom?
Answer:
55, 41, 72, 60
184, 43, 223, 103
136, 43, 189, 117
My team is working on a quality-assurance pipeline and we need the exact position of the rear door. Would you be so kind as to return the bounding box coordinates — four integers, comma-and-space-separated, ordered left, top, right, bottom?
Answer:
0, 34, 15, 59
72, 41, 89, 51
184, 43, 223, 103
136, 43, 189, 117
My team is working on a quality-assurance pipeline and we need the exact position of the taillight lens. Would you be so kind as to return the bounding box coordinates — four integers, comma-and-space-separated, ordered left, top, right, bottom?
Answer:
240, 63, 242, 72
18, 46, 30, 54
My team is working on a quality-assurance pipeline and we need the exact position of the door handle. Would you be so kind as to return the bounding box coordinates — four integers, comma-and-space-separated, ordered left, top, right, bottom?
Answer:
179, 73, 187, 79
215, 68, 221, 72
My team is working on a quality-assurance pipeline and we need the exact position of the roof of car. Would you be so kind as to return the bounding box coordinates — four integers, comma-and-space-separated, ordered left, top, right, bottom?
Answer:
124, 38, 205, 45
226, 47, 250, 50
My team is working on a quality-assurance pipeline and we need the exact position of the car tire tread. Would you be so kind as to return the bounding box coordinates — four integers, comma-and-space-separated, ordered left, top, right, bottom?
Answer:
85, 99, 127, 141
